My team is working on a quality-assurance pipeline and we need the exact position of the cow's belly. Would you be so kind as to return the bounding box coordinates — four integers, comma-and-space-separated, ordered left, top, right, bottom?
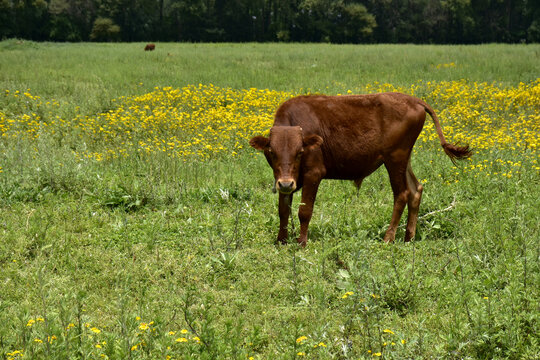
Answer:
323, 153, 384, 180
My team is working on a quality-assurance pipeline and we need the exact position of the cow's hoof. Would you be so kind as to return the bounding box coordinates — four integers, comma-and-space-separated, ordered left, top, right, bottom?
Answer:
296, 238, 307, 248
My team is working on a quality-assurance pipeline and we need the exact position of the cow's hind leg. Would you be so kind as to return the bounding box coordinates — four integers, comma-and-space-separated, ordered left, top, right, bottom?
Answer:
383, 163, 410, 243
404, 162, 423, 242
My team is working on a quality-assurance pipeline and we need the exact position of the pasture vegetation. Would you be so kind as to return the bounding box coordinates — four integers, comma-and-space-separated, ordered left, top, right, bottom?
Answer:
0, 41, 539, 359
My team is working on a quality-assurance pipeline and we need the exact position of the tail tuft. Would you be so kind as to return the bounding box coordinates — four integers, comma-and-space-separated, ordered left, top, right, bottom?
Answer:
422, 100, 472, 165
442, 143, 472, 165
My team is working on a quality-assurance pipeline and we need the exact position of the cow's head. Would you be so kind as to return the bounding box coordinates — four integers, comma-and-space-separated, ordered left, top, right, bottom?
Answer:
249, 126, 323, 194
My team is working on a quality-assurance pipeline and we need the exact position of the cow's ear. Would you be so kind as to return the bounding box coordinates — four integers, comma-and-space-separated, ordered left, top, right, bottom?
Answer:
303, 134, 323, 150
249, 136, 270, 151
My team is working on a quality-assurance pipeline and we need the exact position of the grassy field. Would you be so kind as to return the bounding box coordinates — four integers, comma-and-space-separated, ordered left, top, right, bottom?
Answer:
0, 40, 539, 359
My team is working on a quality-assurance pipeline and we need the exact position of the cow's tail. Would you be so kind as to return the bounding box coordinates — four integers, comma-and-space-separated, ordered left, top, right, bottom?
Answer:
421, 101, 472, 164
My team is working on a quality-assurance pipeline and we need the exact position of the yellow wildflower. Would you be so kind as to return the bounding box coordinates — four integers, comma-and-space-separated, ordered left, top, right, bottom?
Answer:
296, 336, 308, 343
7, 350, 24, 358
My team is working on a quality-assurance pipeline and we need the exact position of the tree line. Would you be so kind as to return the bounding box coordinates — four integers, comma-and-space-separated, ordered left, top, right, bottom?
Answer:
1, 0, 539, 44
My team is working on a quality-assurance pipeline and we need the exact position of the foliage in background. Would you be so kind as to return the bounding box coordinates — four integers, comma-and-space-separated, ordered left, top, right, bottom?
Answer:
0, 0, 539, 43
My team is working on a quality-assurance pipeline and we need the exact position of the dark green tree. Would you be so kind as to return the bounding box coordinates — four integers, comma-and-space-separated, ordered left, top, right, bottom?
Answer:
293, 0, 376, 43
90, 17, 120, 41
525, 0, 540, 42
0, 0, 538, 44
5, 0, 50, 40
332, 2, 376, 43
49, 0, 96, 41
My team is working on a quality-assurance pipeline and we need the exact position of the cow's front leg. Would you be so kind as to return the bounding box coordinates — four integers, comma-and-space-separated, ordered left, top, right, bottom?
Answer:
277, 192, 293, 244
297, 179, 321, 247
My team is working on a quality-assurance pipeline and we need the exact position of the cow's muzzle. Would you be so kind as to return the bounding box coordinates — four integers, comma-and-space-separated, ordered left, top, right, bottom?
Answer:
276, 178, 296, 194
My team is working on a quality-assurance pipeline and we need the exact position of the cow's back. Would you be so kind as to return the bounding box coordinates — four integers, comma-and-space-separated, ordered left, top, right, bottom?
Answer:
274, 93, 427, 179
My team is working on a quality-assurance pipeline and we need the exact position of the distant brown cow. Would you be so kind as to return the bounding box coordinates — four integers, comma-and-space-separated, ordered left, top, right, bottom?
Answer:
250, 93, 471, 247
144, 43, 155, 51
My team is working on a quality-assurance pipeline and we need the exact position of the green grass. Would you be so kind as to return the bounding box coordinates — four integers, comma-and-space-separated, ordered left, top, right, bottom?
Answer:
1, 40, 539, 114
0, 41, 539, 359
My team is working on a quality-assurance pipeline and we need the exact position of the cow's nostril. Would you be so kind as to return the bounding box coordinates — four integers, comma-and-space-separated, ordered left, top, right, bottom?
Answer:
277, 179, 295, 193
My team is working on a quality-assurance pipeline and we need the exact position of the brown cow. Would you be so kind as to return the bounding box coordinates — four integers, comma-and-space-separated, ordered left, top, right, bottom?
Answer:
144, 43, 155, 51
250, 93, 471, 247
